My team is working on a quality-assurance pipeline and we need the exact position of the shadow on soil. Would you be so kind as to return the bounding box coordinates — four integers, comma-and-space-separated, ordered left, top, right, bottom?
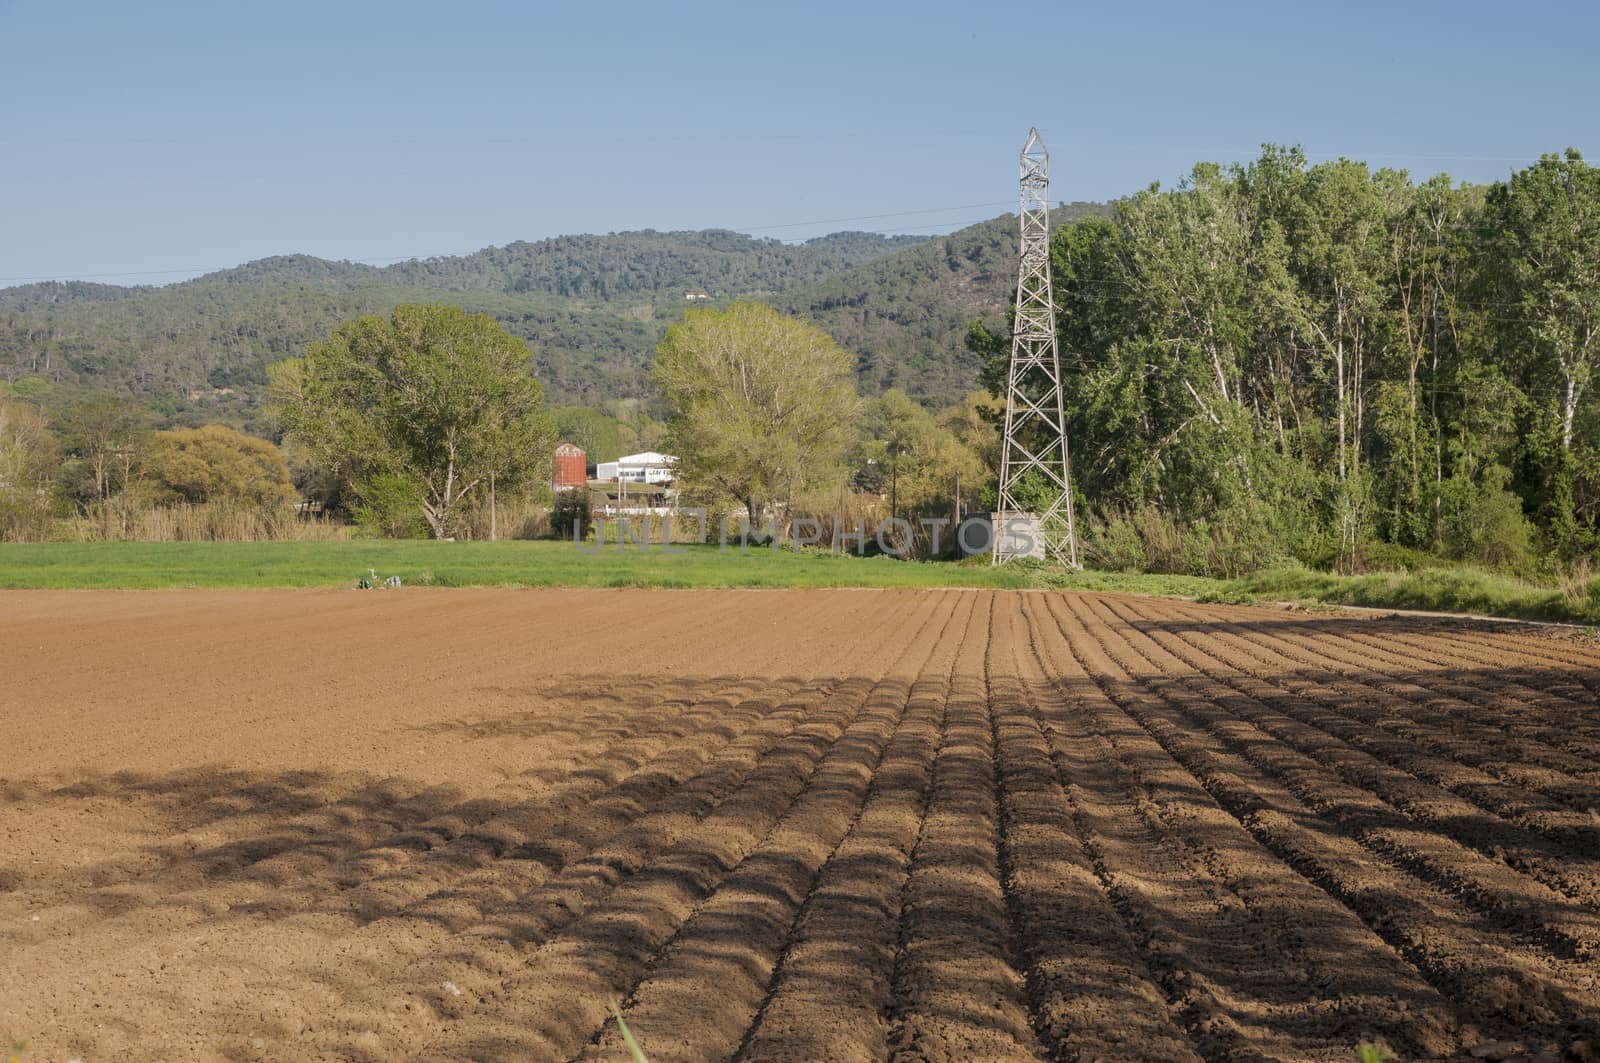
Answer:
4, 648, 1599, 1059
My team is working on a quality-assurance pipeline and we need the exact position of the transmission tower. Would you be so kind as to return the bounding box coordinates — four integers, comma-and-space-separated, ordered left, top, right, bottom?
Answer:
994, 127, 1079, 567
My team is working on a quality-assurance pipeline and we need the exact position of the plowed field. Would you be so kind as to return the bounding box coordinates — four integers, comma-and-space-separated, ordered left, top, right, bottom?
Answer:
3, 588, 1598, 1062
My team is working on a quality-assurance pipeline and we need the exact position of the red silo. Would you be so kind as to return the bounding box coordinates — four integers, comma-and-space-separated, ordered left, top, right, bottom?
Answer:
553, 442, 587, 491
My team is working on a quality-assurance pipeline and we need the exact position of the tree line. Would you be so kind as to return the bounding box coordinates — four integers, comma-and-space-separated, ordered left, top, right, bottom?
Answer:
0, 305, 564, 543
0, 388, 298, 542
971, 146, 1600, 575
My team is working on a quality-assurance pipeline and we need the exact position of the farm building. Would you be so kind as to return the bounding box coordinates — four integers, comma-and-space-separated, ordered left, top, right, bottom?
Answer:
553, 442, 587, 491
595, 451, 677, 485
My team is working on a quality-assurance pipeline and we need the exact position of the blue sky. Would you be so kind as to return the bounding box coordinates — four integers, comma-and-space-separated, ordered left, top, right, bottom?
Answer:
1, 0, 1594, 284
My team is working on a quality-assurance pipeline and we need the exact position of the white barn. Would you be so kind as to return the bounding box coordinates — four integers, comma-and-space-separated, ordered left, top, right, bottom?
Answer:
596, 451, 677, 485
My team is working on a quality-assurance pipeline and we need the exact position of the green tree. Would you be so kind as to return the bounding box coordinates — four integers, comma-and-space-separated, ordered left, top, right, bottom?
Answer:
859, 390, 922, 519
976, 153, 1327, 565
1380, 175, 1482, 547
605, 397, 668, 456
857, 390, 985, 529
1484, 149, 1600, 551
278, 304, 555, 539
549, 487, 592, 540
1279, 160, 1393, 558
655, 302, 858, 526
144, 425, 297, 507
1099, 163, 1264, 519
963, 147, 1600, 573
0, 394, 59, 541
51, 394, 154, 534
552, 405, 623, 463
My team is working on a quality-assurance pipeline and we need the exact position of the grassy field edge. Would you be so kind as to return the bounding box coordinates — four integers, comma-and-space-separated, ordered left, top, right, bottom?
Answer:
2, 542, 1596, 628
1212, 565, 1600, 627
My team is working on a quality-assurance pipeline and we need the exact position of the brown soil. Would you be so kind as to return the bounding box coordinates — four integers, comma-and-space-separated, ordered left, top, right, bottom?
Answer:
2, 588, 1598, 1062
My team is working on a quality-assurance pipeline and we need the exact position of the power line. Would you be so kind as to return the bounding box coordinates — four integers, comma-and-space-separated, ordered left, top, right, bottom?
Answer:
1301, 151, 1584, 164
5, 214, 1587, 332
736, 201, 1012, 232
5, 138, 1589, 286
0, 201, 1018, 286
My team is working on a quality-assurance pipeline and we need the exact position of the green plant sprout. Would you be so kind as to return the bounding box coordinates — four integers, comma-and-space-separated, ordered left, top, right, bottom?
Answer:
610, 1001, 649, 1063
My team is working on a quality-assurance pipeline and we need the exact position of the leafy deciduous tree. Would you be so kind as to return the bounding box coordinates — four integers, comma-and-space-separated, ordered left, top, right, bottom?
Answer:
1485, 149, 1600, 551
277, 304, 555, 539
0, 394, 60, 540
655, 302, 858, 526
857, 389, 985, 528
51, 394, 154, 535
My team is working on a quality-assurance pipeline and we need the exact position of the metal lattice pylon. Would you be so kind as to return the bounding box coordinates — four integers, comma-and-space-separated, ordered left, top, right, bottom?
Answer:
994, 127, 1079, 567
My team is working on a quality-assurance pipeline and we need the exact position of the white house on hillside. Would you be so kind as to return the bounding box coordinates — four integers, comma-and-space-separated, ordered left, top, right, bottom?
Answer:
596, 451, 677, 484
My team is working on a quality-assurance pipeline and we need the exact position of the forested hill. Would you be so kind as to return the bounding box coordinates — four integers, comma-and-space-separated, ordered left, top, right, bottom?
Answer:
170, 228, 930, 298
0, 215, 1102, 420
776, 201, 1112, 398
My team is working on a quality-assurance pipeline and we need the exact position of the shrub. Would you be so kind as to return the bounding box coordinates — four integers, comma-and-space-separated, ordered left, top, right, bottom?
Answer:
1464, 487, 1538, 573
550, 489, 592, 540
1349, 539, 1440, 574
1079, 504, 1280, 579
144, 425, 297, 508
507, 503, 552, 540
1556, 557, 1594, 612
352, 474, 428, 539
1080, 509, 1146, 571
140, 502, 335, 542
1436, 470, 1539, 574
0, 493, 56, 542
452, 490, 551, 541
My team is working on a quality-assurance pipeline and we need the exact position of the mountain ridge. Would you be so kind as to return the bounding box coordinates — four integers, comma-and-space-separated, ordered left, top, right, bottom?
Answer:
0, 209, 1111, 420
2, 228, 928, 299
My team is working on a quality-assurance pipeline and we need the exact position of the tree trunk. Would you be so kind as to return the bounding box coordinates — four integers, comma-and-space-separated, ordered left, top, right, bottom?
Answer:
434, 445, 458, 540
422, 502, 448, 540
1335, 349, 1347, 481
1562, 374, 1577, 452
1406, 352, 1419, 505
1431, 319, 1444, 546
1352, 328, 1365, 476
